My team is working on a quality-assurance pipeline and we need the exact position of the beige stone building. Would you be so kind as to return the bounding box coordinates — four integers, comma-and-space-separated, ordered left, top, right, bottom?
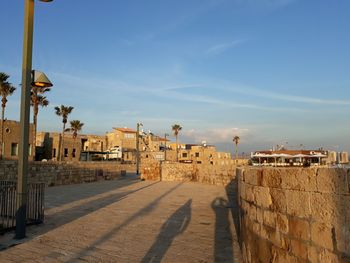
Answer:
0, 120, 34, 161
178, 144, 232, 165
36, 132, 106, 161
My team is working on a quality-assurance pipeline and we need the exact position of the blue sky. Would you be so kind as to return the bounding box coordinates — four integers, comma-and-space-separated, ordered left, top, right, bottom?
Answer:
1, 0, 350, 154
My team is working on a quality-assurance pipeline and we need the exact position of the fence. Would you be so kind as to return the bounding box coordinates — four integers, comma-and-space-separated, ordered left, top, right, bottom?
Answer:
0, 181, 45, 233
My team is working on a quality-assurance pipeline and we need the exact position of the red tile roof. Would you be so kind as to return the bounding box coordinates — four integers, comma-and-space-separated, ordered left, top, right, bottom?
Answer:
114, 127, 137, 133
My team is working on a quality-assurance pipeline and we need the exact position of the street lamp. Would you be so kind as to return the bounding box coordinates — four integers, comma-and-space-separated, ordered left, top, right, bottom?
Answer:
164, 133, 169, 161
136, 122, 143, 175
16, 0, 53, 240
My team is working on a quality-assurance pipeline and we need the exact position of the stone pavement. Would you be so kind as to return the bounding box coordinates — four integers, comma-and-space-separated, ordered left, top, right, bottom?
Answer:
0, 175, 242, 263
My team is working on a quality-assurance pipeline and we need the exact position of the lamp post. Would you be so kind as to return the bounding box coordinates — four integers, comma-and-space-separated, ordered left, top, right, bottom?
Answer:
16, 0, 53, 240
136, 122, 143, 175
164, 133, 169, 161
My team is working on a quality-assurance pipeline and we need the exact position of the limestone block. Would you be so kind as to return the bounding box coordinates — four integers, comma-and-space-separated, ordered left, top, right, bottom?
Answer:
290, 239, 308, 260
248, 203, 257, 221
334, 225, 349, 254
245, 168, 263, 186
254, 186, 272, 208
310, 192, 347, 226
256, 207, 263, 224
245, 184, 255, 203
276, 213, 288, 234
308, 246, 318, 263
286, 190, 311, 218
263, 210, 276, 228
270, 188, 287, 213
317, 168, 348, 194
271, 246, 299, 263
288, 217, 310, 241
262, 169, 282, 188
318, 248, 340, 263
279, 168, 317, 192
311, 222, 334, 251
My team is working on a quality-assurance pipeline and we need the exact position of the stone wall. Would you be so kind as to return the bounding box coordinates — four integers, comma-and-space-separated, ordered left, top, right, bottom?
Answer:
141, 160, 237, 186
0, 161, 135, 186
238, 167, 350, 263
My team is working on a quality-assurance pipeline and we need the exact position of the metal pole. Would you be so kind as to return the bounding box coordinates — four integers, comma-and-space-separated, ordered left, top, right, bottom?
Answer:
164, 133, 167, 161
136, 123, 140, 175
16, 0, 35, 239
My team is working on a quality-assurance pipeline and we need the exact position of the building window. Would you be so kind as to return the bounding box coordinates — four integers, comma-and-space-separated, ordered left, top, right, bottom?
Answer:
124, 133, 135, 139
53, 148, 56, 157
64, 148, 68, 157
182, 153, 188, 158
195, 152, 200, 157
29, 144, 32, 156
11, 143, 18, 156
72, 148, 76, 158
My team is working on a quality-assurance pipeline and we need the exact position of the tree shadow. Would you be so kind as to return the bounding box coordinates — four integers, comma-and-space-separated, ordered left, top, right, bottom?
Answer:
0, 180, 159, 248
212, 197, 234, 263
140, 199, 192, 263
64, 182, 184, 263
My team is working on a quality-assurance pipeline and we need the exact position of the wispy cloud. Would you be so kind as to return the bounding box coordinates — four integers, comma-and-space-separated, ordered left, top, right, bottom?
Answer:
206, 39, 245, 55
182, 127, 250, 144
218, 84, 350, 106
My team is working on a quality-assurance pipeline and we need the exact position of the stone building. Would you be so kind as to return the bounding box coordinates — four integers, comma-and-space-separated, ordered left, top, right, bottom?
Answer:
0, 120, 34, 161
178, 144, 232, 165
36, 132, 106, 161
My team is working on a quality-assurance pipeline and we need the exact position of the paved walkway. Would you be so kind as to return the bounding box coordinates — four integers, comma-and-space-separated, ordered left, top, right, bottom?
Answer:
0, 176, 242, 263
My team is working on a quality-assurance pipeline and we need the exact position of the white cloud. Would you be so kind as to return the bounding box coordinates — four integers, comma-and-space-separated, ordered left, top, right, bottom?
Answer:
206, 39, 245, 55
182, 127, 250, 144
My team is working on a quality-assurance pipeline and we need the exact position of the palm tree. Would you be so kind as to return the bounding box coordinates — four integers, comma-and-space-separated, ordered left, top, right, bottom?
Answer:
55, 105, 74, 161
31, 90, 50, 159
233, 135, 240, 163
0, 73, 16, 159
172, 124, 182, 162
66, 120, 84, 160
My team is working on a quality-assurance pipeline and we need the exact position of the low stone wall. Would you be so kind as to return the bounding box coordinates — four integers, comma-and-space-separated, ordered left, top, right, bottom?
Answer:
238, 167, 350, 263
0, 161, 135, 186
141, 160, 238, 186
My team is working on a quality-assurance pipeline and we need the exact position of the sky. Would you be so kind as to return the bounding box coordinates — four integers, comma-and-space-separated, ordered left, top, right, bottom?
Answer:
1, 0, 350, 154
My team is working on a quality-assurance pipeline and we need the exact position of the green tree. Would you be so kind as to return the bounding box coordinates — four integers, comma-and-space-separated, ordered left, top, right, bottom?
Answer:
54, 105, 74, 161
233, 135, 240, 163
172, 124, 182, 162
31, 87, 50, 159
0, 73, 16, 159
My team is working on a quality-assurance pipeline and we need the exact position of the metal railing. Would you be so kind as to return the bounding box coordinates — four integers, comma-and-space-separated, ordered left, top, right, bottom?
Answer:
0, 181, 45, 233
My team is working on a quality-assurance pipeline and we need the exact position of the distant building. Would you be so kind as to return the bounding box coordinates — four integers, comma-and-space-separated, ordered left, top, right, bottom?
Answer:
0, 120, 34, 161
339, 151, 349, 164
250, 150, 328, 167
36, 132, 106, 161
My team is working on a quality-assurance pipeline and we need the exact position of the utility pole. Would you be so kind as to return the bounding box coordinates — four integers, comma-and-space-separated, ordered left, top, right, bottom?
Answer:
136, 122, 143, 175
164, 133, 169, 161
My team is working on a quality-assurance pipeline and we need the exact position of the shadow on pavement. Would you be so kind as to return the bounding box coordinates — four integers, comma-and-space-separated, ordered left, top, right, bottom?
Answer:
65, 182, 184, 263
225, 177, 241, 243
212, 197, 234, 263
45, 173, 140, 208
140, 199, 192, 263
0, 178, 158, 249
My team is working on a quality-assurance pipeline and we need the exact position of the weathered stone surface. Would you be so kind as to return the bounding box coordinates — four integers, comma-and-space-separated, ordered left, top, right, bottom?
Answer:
286, 190, 311, 218
254, 186, 272, 208
318, 248, 340, 263
288, 217, 310, 241
317, 168, 349, 194
263, 210, 276, 228
276, 213, 288, 234
270, 188, 287, 213
290, 239, 308, 260
311, 222, 334, 251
